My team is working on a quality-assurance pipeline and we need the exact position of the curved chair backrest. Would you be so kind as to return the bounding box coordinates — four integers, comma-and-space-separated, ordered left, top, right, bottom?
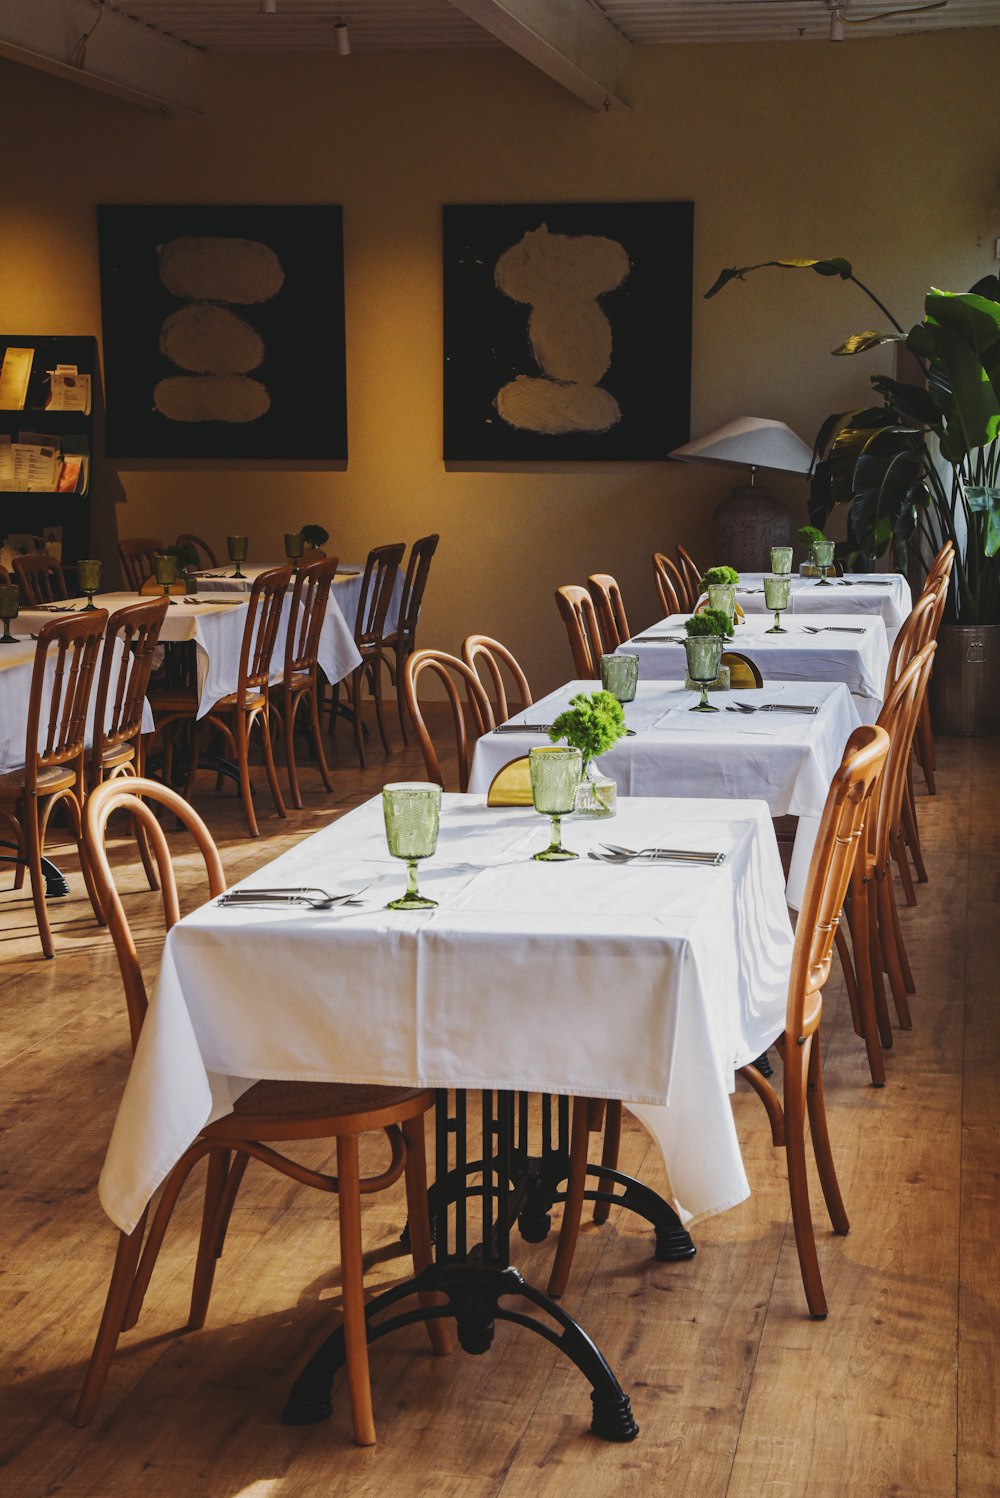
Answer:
675, 546, 702, 607
176, 533, 218, 569
84, 778, 226, 1052
789, 725, 889, 1048
118, 538, 165, 592
925, 539, 955, 586
871, 643, 936, 877
555, 585, 606, 679
462, 635, 533, 725
12, 552, 68, 605
90, 597, 169, 781
487, 755, 533, 807
885, 587, 937, 690
587, 573, 631, 651
284, 555, 338, 678
403, 649, 494, 791
237, 565, 292, 706
652, 552, 688, 616
22, 610, 108, 795
356, 542, 406, 647
721, 650, 763, 689
396, 534, 439, 649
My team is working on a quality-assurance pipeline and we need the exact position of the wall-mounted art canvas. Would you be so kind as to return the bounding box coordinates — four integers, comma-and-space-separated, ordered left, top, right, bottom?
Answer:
97, 204, 347, 460
443, 202, 693, 462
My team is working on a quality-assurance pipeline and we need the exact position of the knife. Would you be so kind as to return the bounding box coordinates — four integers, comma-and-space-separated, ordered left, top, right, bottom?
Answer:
492, 723, 553, 734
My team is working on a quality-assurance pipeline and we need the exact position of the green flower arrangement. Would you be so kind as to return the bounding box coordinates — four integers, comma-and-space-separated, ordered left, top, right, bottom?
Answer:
797, 525, 827, 547
685, 608, 734, 639
548, 690, 626, 762
301, 524, 329, 549
700, 564, 740, 589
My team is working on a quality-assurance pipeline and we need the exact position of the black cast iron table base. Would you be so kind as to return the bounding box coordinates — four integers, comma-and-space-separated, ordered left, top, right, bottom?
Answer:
282, 1090, 697, 1442
0, 842, 70, 897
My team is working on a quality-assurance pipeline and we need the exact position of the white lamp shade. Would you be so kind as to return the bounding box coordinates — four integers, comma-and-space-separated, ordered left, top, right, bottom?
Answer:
670, 417, 813, 476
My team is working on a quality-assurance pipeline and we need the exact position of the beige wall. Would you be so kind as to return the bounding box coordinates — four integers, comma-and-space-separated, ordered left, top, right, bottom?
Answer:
2, 32, 998, 692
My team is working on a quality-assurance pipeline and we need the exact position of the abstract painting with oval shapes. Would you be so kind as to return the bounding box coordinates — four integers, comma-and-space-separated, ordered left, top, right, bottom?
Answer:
443, 202, 692, 462
98, 205, 346, 459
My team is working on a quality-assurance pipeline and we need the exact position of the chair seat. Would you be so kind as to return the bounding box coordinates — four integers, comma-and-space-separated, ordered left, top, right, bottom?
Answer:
97, 743, 137, 772
150, 688, 199, 715
0, 762, 78, 796
208, 1079, 433, 1136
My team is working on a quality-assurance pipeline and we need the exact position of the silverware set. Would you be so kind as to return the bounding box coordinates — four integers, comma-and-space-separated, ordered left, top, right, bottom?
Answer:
726, 701, 819, 714
589, 843, 726, 866
217, 884, 370, 909
492, 722, 553, 734
800, 624, 867, 634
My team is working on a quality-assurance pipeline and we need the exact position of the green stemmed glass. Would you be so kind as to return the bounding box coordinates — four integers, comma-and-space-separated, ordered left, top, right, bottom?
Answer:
284, 532, 305, 574
0, 583, 20, 644
383, 781, 442, 910
811, 539, 836, 584
227, 534, 249, 579
684, 635, 723, 712
153, 553, 178, 602
77, 559, 102, 610
764, 574, 791, 633
770, 547, 793, 575
529, 745, 582, 861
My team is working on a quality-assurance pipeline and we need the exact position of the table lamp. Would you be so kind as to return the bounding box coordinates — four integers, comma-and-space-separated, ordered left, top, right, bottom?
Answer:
670, 416, 813, 571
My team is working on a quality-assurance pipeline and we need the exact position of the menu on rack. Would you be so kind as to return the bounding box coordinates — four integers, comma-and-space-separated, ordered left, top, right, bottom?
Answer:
0, 347, 34, 411
45, 365, 92, 415
0, 433, 83, 492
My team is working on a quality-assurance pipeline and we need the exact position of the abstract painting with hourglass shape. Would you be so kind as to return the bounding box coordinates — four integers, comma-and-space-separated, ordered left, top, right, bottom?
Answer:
443, 202, 692, 462
97, 205, 346, 460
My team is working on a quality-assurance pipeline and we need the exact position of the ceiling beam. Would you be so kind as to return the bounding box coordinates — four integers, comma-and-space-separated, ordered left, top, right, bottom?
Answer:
0, 0, 204, 116
446, 0, 632, 111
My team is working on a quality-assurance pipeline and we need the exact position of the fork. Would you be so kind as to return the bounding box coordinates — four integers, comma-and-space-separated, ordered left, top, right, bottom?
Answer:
800, 624, 867, 634
217, 884, 370, 909
599, 843, 726, 865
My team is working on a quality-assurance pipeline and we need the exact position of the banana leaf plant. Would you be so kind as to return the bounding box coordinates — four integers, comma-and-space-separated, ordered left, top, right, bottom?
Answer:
705, 261, 1000, 624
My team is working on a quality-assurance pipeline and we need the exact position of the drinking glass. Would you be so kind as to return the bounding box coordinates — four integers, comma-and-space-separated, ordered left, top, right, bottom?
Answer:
153, 553, 178, 599
0, 583, 19, 645
284, 532, 305, 573
770, 547, 793, 575
227, 534, 249, 579
764, 573, 791, 633
600, 652, 638, 704
684, 635, 723, 712
77, 558, 102, 610
382, 781, 442, 910
529, 746, 582, 861
707, 583, 737, 621
811, 539, 835, 584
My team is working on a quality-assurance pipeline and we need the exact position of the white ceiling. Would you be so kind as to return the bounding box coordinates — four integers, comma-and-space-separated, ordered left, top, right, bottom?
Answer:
107, 0, 1000, 52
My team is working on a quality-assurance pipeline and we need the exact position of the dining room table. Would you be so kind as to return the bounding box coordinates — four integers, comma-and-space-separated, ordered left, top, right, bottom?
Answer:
622, 612, 890, 723
187, 561, 405, 640
467, 677, 862, 909
727, 572, 912, 646
98, 789, 794, 1439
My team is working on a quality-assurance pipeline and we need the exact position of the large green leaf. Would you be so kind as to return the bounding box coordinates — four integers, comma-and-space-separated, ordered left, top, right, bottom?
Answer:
966, 487, 1000, 557
869, 376, 942, 427
925, 290, 1000, 356
704, 257, 852, 299
930, 322, 1000, 456
833, 330, 904, 356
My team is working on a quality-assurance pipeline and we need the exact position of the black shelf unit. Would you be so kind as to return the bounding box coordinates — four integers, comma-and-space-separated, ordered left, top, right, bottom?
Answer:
0, 334, 97, 569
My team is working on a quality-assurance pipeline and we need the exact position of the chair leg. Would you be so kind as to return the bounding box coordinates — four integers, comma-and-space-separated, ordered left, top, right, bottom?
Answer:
234, 712, 259, 838
783, 1037, 828, 1319
400, 1114, 450, 1357
73, 1216, 148, 1426
876, 878, 913, 1029
24, 795, 54, 959
841, 889, 885, 1086
805, 1034, 849, 1234
395, 646, 410, 747
547, 1096, 593, 1300
371, 654, 393, 756
867, 880, 895, 1049
592, 1100, 623, 1225
894, 827, 918, 907
903, 772, 929, 885
351, 666, 367, 770
309, 684, 335, 793
187, 1149, 232, 1331
336, 1134, 376, 1446
885, 865, 916, 996
183, 719, 203, 802
284, 691, 303, 810
257, 706, 287, 822
916, 698, 936, 794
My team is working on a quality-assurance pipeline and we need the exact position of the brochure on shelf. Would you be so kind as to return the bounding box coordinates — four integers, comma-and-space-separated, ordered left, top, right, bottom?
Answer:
0, 346, 33, 410
45, 366, 92, 415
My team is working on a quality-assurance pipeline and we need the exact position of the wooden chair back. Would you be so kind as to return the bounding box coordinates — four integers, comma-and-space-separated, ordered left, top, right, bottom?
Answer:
587, 573, 631, 650
925, 539, 955, 587
356, 542, 406, 649
461, 635, 533, 725
675, 546, 702, 606
12, 552, 68, 605
721, 650, 763, 688
90, 597, 169, 780
885, 588, 937, 689
652, 552, 688, 616
396, 534, 439, 649
555, 585, 606, 679
871, 643, 936, 875
237, 565, 292, 706
176, 533, 218, 569
84, 778, 225, 1053
789, 724, 889, 1047
284, 555, 339, 679
22, 610, 109, 795
403, 649, 494, 791
118, 538, 164, 591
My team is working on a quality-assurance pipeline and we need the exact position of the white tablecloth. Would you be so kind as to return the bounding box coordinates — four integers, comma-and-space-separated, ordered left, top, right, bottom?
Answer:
189, 562, 404, 639
99, 794, 793, 1236
624, 613, 889, 723
21, 591, 362, 719
730, 573, 911, 647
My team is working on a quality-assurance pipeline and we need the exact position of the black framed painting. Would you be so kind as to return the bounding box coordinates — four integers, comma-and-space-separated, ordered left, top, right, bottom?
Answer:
442, 201, 693, 462
97, 204, 347, 460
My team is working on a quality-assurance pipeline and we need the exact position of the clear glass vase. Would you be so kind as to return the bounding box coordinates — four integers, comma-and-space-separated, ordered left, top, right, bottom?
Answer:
574, 758, 617, 818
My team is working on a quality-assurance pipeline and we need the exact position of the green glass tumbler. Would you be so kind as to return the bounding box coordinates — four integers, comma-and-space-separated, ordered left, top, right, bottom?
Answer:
227, 534, 249, 579
153, 553, 178, 601
529, 745, 582, 861
0, 583, 19, 644
383, 781, 442, 910
284, 532, 305, 573
77, 558, 102, 610
764, 573, 791, 633
707, 583, 737, 621
600, 652, 638, 704
770, 547, 793, 575
684, 635, 723, 712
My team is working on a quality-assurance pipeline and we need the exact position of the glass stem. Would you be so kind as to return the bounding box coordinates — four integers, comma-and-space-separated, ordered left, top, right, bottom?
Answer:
549, 814, 562, 851
405, 860, 420, 899
774, 610, 780, 629
700, 684, 709, 709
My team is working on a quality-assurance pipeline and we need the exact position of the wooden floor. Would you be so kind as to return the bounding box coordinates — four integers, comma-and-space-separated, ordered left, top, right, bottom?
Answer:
1, 723, 997, 1498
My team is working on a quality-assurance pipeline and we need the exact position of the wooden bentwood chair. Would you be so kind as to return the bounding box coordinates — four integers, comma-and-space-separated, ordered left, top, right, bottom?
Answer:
652, 551, 689, 616
12, 551, 69, 605
549, 725, 891, 1320
333, 542, 406, 769
387, 533, 439, 745
555, 585, 607, 679
176, 533, 219, 569
276, 554, 339, 808
403, 649, 493, 791
675, 545, 702, 608
0, 611, 107, 958
118, 538, 165, 592
462, 635, 533, 726
74, 778, 448, 1442
587, 574, 632, 651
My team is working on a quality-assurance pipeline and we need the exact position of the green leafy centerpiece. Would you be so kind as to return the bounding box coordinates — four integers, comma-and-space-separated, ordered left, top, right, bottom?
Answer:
700, 564, 740, 621
684, 608, 734, 707
547, 688, 626, 818
300, 524, 329, 556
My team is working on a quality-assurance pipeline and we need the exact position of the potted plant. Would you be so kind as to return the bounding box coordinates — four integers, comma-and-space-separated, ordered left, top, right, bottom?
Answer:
797, 525, 836, 581
700, 564, 740, 620
684, 608, 734, 707
548, 689, 627, 818
300, 524, 329, 559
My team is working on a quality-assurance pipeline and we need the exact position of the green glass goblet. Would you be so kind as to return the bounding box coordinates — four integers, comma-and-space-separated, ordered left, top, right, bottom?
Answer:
77, 558, 102, 610
684, 635, 723, 712
600, 652, 638, 703
153, 553, 178, 601
529, 745, 582, 861
770, 547, 793, 576
227, 534, 249, 579
764, 573, 791, 633
707, 583, 737, 622
284, 532, 305, 574
383, 781, 442, 910
811, 539, 836, 585
0, 583, 20, 644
